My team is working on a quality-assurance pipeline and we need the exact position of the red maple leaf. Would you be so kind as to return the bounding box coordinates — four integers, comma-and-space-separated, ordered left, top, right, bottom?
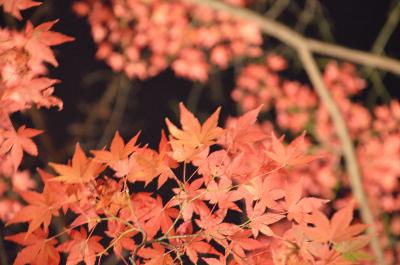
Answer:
25, 20, 74, 67
142, 195, 179, 239
49, 143, 104, 184
246, 201, 285, 237
7, 180, 64, 236
226, 230, 265, 262
57, 228, 105, 265
0, 125, 42, 168
0, 0, 41, 19
126, 133, 177, 187
5, 228, 60, 265
220, 105, 266, 152
171, 178, 210, 221
284, 179, 328, 223
92, 131, 140, 166
265, 132, 318, 169
303, 203, 367, 244
166, 102, 223, 162
138, 243, 175, 265
204, 177, 243, 211
105, 220, 137, 259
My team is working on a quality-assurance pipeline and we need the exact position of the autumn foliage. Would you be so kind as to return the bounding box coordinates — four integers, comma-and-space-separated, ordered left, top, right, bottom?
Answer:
1, 0, 399, 265
5, 102, 370, 265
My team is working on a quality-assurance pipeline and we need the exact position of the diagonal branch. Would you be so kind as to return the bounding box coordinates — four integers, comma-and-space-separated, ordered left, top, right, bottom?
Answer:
184, 0, 400, 76
183, 0, 387, 264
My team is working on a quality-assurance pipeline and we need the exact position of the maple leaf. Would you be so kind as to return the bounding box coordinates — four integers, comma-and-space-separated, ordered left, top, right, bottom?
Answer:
58, 228, 105, 265
220, 105, 266, 152
0, 0, 41, 19
3, 77, 63, 110
0, 125, 42, 168
5, 228, 60, 265
165, 102, 223, 162
246, 201, 285, 237
195, 209, 239, 244
185, 237, 218, 264
91, 131, 140, 166
25, 20, 75, 67
242, 174, 285, 209
171, 178, 210, 221
156, 130, 179, 187
303, 203, 367, 244
204, 178, 243, 211
226, 230, 265, 262
37, 168, 70, 212
7, 181, 64, 236
142, 196, 179, 239
126, 142, 176, 187
105, 220, 137, 259
49, 143, 104, 184
335, 235, 371, 263
138, 244, 175, 265
194, 149, 231, 183
203, 256, 227, 265
284, 179, 328, 223
264, 132, 318, 169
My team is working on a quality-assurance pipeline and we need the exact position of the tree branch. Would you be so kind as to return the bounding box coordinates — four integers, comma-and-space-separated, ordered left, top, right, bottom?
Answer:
183, 0, 388, 264
184, 0, 400, 76
298, 47, 386, 265
371, 0, 400, 55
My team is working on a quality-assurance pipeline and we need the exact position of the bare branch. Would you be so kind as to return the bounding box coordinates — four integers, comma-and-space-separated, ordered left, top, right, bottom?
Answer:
298, 47, 386, 265
306, 39, 400, 76
184, 0, 400, 76
372, 0, 400, 55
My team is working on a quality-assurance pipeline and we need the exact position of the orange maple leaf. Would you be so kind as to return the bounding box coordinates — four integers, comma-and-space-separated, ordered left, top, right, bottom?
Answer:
165, 102, 223, 162
284, 179, 328, 223
204, 178, 243, 211
7, 182, 64, 236
303, 203, 367, 244
126, 132, 177, 187
0, 125, 42, 168
49, 143, 104, 184
57, 228, 105, 265
5, 229, 59, 265
105, 220, 137, 259
92, 131, 140, 166
142, 195, 179, 239
220, 105, 266, 152
246, 201, 285, 237
265, 131, 319, 169
138, 243, 175, 265
25, 20, 75, 66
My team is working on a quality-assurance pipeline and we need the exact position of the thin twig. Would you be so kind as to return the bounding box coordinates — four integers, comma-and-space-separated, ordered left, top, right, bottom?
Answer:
265, 0, 290, 19
186, 82, 204, 114
294, 0, 317, 33
371, 0, 400, 55
69, 74, 117, 140
97, 75, 133, 148
182, 1, 387, 264
312, 0, 335, 42
363, 0, 400, 102
28, 108, 64, 162
306, 39, 400, 76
